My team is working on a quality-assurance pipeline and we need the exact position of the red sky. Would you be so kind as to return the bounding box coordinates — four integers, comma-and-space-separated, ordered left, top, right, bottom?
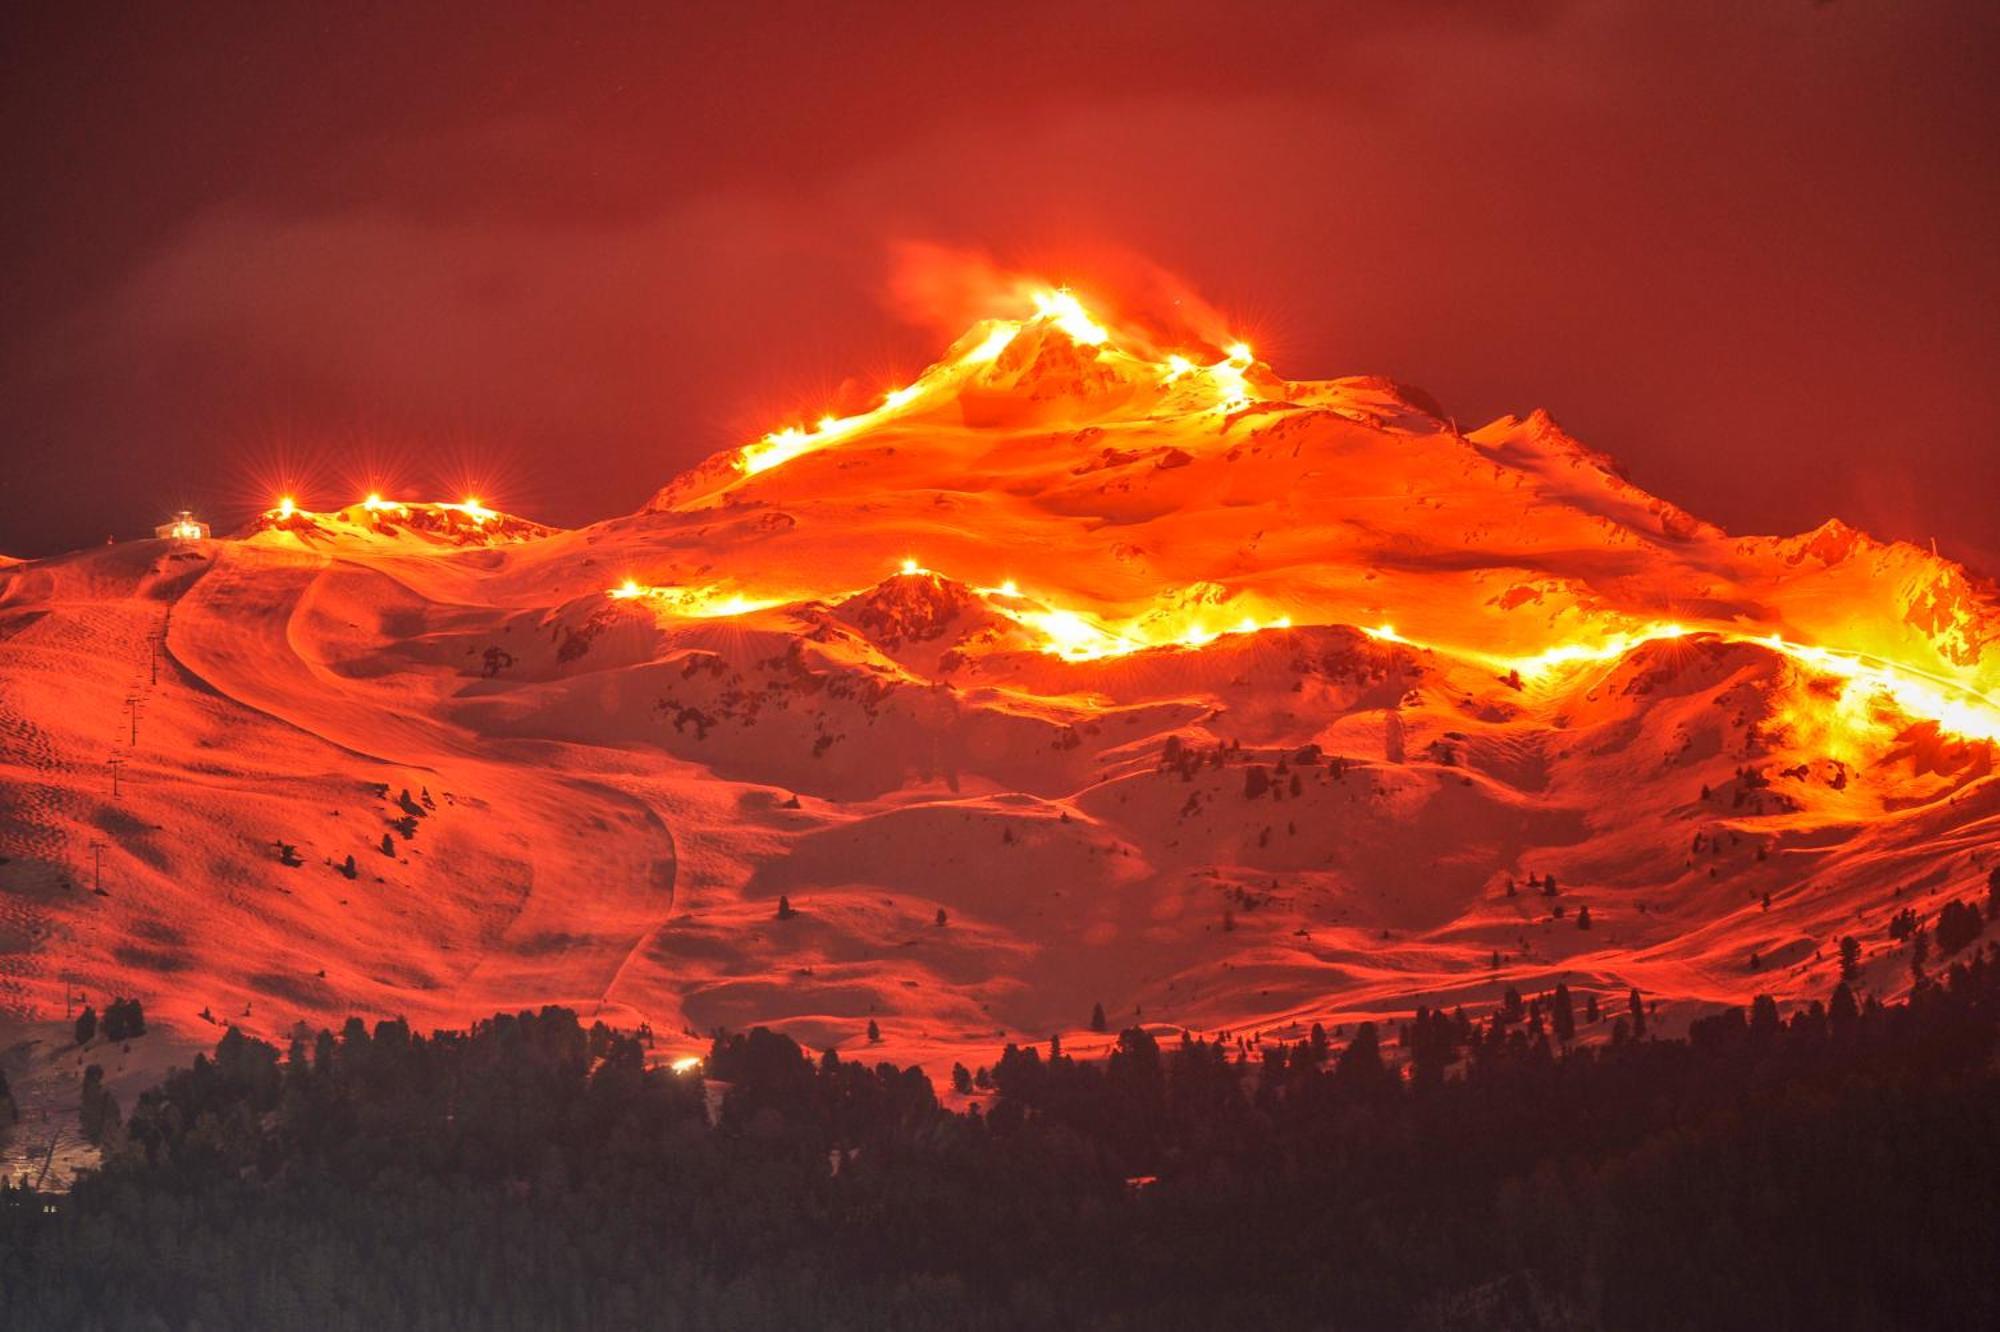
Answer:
3, 1, 1996, 568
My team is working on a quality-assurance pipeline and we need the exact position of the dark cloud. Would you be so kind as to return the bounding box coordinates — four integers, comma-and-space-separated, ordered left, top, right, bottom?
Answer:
2, 1, 1996, 569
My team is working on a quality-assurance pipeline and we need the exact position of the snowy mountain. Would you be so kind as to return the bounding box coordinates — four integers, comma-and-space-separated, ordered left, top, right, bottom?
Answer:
2, 282, 1996, 1079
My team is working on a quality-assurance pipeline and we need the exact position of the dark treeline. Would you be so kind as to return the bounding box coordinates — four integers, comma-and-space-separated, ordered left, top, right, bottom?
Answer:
2, 954, 1998, 1330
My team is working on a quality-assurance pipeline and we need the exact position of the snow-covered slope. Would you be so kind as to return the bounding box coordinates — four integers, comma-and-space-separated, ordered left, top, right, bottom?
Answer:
3, 288, 1996, 1078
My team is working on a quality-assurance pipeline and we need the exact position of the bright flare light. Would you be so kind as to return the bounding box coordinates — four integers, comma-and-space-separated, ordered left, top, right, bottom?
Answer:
731, 284, 1261, 479
738, 380, 940, 477
1758, 633, 2000, 745
606, 580, 779, 618
1207, 360, 1251, 410
1031, 287, 1111, 345
961, 325, 1020, 365
975, 573, 1293, 663
1501, 622, 1690, 681
1020, 607, 1133, 660
1366, 616, 2000, 747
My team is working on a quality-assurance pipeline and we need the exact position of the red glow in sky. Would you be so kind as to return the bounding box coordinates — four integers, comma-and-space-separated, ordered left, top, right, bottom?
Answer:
1, 2, 1996, 566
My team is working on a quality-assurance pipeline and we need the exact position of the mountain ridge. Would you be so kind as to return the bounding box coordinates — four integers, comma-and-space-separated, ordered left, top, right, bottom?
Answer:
1, 285, 1995, 1081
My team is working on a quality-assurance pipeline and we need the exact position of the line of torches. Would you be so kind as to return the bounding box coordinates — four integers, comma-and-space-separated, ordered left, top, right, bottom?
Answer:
607, 558, 2000, 745
267, 494, 497, 525
734, 288, 1259, 478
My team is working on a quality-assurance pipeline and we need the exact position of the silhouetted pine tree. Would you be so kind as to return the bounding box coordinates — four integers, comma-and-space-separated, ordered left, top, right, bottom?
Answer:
1552, 983, 1576, 1044
1334, 1021, 1384, 1088
1937, 899, 1982, 956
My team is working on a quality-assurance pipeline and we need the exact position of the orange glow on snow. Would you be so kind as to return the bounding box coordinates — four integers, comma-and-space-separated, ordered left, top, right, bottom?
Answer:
1030, 287, 1111, 345
652, 271, 2000, 751
1365, 617, 2000, 748
595, 517, 2000, 747
36, 254, 2000, 1092
1755, 633, 2000, 748
960, 325, 1020, 365
732, 283, 1260, 479
607, 579, 778, 618
252, 495, 547, 543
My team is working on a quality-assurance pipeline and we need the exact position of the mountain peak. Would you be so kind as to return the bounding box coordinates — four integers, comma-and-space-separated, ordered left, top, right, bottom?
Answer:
629, 276, 2000, 752
5, 265, 1998, 1081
